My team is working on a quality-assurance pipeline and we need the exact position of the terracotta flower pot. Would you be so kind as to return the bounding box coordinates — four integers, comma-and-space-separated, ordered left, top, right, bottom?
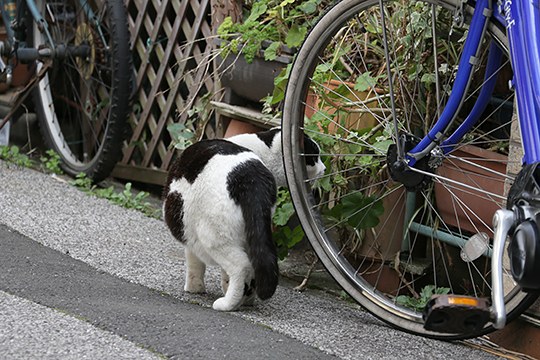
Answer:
305, 79, 379, 132
359, 187, 406, 261
434, 144, 507, 237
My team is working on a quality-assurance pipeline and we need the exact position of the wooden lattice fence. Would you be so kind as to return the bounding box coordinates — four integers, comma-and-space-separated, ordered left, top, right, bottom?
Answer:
113, 0, 217, 185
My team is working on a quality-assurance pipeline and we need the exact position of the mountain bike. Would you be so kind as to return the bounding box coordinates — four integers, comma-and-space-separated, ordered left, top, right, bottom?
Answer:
0, 0, 132, 182
282, 0, 540, 339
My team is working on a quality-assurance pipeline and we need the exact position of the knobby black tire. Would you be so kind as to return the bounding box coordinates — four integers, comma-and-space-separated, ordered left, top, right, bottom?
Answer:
282, 0, 538, 339
32, 0, 133, 182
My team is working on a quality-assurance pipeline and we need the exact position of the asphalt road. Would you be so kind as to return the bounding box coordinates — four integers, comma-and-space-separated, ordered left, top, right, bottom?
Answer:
0, 160, 506, 359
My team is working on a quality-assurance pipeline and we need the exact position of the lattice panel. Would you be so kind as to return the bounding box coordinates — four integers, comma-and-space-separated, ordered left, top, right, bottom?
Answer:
114, 0, 215, 185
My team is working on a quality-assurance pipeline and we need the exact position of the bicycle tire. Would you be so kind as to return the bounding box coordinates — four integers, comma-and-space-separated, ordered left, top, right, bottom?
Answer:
282, 0, 538, 339
31, 0, 133, 182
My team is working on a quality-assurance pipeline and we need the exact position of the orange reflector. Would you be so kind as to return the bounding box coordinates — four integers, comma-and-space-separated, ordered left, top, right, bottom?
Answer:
448, 297, 480, 307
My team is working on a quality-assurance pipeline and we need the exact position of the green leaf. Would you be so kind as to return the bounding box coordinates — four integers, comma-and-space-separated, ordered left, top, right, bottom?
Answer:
372, 139, 393, 155
421, 73, 437, 85
168, 122, 195, 150
273, 201, 295, 226
285, 24, 307, 48
328, 193, 384, 230
279, 0, 296, 7
287, 225, 305, 248
167, 123, 186, 135
264, 41, 281, 61
317, 174, 332, 192
354, 73, 380, 92
246, 3, 268, 22
298, 0, 318, 14
267, 66, 290, 105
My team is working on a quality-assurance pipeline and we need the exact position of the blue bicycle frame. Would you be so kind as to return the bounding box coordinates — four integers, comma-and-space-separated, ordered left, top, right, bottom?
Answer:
406, 0, 540, 167
504, 0, 540, 164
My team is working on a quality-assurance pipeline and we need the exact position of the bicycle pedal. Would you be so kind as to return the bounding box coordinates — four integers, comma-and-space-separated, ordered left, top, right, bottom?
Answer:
423, 295, 490, 334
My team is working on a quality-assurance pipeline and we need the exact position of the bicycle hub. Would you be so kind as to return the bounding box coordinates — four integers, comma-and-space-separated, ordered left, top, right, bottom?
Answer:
387, 134, 432, 190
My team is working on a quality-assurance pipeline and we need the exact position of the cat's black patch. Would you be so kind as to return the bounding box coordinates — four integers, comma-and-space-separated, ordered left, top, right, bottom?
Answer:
166, 139, 249, 184
227, 159, 278, 300
164, 192, 185, 243
303, 135, 320, 167
256, 128, 280, 148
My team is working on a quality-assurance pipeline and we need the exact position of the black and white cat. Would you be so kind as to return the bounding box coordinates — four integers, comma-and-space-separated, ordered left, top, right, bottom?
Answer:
163, 128, 325, 311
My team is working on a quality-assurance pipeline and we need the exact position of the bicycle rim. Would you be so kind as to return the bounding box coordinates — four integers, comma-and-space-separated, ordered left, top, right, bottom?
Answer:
32, 0, 132, 182
282, 0, 537, 339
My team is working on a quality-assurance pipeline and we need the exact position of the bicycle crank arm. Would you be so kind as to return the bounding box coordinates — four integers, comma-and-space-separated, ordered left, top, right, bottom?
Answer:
491, 208, 515, 329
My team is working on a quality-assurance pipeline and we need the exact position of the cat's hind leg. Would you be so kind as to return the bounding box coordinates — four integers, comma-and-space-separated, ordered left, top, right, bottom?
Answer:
184, 248, 206, 293
211, 249, 253, 311
222, 269, 255, 306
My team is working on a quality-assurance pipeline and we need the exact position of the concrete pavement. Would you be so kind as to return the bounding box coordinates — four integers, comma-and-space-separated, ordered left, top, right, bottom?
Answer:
0, 160, 509, 359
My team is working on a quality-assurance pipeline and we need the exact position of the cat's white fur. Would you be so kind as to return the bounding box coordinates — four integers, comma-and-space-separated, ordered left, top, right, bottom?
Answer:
227, 131, 326, 185
227, 132, 287, 187
164, 129, 325, 311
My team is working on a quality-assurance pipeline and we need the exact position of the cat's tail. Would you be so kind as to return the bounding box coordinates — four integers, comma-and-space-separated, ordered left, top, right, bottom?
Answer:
246, 199, 279, 300
231, 159, 279, 300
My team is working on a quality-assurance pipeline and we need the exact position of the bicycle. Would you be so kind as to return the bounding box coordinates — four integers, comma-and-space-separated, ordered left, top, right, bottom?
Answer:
0, 0, 132, 182
282, 0, 540, 339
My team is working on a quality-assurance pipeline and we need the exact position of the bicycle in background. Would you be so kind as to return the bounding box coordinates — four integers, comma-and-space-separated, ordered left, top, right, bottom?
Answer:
283, 0, 540, 339
0, 0, 132, 182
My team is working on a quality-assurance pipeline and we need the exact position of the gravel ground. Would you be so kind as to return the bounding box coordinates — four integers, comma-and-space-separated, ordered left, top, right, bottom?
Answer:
0, 160, 504, 359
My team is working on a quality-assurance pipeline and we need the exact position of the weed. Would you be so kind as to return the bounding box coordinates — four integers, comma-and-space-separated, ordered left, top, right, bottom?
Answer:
0, 145, 34, 167
40, 149, 63, 174
70, 173, 161, 219
396, 285, 451, 312
70, 172, 94, 190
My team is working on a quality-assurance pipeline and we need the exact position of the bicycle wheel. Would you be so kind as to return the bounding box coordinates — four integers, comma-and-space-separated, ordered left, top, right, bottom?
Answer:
283, 0, 538, 339
32, 0, 133, 182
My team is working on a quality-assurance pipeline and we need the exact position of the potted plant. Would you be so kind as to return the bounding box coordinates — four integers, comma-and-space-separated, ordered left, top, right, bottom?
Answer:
215, 0, 331, 104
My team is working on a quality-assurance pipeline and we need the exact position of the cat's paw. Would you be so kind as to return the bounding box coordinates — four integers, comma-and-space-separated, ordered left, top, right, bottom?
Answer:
184, 280, 206, 293
212, 297, 238, 311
